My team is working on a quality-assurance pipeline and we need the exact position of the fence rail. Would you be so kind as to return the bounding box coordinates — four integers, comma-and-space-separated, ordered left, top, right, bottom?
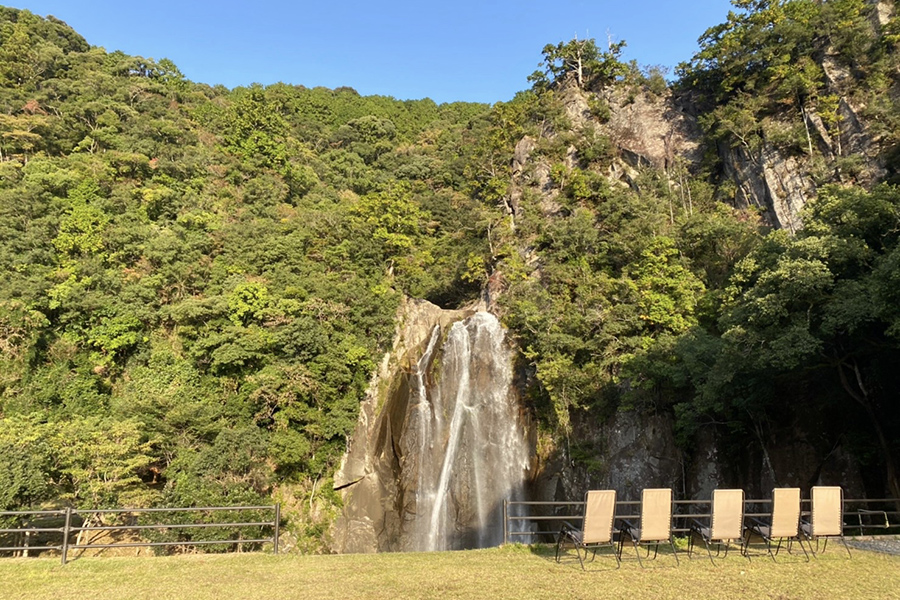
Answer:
0, 504, 280, 564
502, 497, 900, 544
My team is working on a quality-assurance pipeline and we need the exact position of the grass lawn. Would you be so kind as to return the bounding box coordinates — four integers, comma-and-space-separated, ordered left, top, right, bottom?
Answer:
0, 544, 897, 600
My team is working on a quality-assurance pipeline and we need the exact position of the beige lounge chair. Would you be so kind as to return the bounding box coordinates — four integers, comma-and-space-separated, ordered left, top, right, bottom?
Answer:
747, 487, 809, 562
555, 490, 620, 569
621, 488, 679, 567
801, 486, 851, 558
688, 488, 749, 564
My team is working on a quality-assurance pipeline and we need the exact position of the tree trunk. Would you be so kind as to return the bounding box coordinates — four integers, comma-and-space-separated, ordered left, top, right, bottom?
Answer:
837, 361, 900, 500
74, 513, 90, 558
801, 104, 815, 157
749, 413, 778, 488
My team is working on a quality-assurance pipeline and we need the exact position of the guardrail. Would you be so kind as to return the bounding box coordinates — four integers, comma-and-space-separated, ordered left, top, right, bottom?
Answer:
502, 497, 899, 544
0, 504, 280, 564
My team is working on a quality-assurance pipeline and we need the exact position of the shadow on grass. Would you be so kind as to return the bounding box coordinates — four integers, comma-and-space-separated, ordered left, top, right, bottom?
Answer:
528, 541, 680, 571
740, 531, 817, 564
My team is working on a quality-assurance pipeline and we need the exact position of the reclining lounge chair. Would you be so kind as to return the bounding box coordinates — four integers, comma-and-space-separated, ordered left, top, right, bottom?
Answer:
689, 488, 749, 565
746, 487, 809, 562
555, 490, 620, 569
801, 486, 851, 558
621, 488, 679, 567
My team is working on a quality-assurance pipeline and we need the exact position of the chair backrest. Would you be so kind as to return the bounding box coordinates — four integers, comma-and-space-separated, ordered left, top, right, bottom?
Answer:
710, 488, 744, 541
810, 486, 843, 537
770, 487, 801, 538
640, 488, 673, 542
582, 490, 616, 544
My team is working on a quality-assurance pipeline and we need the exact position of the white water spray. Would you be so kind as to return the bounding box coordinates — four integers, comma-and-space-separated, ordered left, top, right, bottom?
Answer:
404, 312, 532, 551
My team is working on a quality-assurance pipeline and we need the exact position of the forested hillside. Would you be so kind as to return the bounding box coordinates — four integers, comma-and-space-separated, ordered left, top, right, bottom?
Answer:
1, 0, 899, 552
0, 6, 495, 548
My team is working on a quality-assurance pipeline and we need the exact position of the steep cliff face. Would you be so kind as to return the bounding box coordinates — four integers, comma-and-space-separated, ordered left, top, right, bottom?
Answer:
511, 82, 817, 230
508, 87, 703, 220
720, 141, 812, 233
332, 299, 535, 553
332, 298, 471, 553
496, 76, 882, 505
599, 81, 888, 231
600, 87, 702, 173
528, 401, 866, 513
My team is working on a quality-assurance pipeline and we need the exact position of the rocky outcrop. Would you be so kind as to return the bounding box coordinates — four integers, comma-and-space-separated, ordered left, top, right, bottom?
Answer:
332, 298, 473, 553
868, 0, 896, 29
721, 142, 812, 233
535, 407, 866, 507
543, 85, 820, 229
332, 300, 535, 553
602, 88, 702, 172
551, 411, 684, 501
333, 298, 470, 491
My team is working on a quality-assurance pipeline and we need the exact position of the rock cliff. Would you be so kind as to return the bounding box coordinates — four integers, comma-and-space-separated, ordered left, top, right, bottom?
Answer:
332, 299, 535, 553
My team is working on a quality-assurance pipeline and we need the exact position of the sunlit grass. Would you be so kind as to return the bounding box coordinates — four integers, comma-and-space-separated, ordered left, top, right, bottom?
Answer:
0, 543, 897, 600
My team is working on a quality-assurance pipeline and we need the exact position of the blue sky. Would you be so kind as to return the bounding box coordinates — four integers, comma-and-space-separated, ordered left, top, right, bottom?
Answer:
9, 1, 735, 104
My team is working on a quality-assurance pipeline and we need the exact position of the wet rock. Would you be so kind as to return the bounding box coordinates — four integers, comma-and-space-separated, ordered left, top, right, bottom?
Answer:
332, 302, 534, 553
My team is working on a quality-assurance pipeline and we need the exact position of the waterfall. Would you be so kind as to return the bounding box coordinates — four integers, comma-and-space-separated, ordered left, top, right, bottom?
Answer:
404, 312, 532, 551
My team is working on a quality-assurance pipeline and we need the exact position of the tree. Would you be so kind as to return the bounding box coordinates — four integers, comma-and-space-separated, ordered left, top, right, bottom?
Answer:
529, 36, 627, 90
697, 184, 900, 497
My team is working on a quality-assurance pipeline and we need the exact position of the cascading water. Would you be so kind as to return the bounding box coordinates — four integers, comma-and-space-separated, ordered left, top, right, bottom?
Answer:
401, 312, 532, 551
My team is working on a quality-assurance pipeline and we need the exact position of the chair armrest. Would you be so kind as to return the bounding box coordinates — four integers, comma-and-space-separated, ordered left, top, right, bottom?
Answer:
745, 516, 767, 535
558, 520, 577, 534
619, 519, 636, 534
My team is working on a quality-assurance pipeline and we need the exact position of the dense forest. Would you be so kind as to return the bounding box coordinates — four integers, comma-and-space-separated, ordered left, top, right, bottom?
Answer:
1, 0, 899, 551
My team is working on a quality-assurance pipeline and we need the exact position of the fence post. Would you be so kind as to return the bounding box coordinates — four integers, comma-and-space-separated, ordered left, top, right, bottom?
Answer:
273, 504, 280, 555
61, 507, 72, 565
503, 499, 508, 546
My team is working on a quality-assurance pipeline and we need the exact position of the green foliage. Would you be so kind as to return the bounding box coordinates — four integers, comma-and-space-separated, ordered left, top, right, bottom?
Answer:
0, 415, 53, 512
629, 237, 705, 339
529, 37, 628, 90
2, 3, 900, 547
664, 184, 900, 495
53, 179, 108, 258
0, 7, 491, 546
679, 0, 897, 180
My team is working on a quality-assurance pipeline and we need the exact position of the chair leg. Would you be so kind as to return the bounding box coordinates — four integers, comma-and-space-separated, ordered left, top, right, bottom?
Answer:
704, 537, 716, 566
669, 537, 680, 566
806, 537, 819, 559
839, 535, 852, 559
575, 544, 586, 570
796, 536, 810, 562
555, 530, 572, 563
633, 539, 644, 568
764, 536, 778, 562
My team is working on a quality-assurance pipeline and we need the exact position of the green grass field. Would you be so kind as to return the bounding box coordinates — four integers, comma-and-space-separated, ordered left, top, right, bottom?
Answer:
0, 544, 897, 600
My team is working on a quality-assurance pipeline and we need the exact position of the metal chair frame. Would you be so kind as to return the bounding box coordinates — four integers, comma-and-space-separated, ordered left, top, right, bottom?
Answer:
620, 488, 680, 568
801, 486, 852, 559
746, 487, 810, 562
555, 490, 621, 570
688, 489, 750, 565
